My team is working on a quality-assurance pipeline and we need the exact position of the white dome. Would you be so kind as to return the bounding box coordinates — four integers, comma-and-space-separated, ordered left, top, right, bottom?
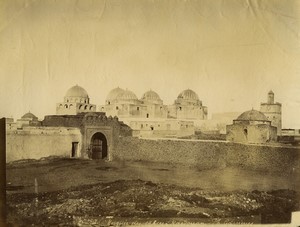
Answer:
106, 87, 125, 101
177, 89, 199, 101
141, 90, 162, 104
65, 85, 89, 98
116, 89, 138, 101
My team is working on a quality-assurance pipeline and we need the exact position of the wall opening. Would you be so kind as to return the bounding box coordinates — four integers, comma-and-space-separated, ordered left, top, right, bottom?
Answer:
90, 132, 108, 160
71, 142, 79, 158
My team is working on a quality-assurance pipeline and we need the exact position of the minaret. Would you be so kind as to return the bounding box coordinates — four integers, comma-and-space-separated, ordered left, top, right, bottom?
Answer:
260, 90, 282, 135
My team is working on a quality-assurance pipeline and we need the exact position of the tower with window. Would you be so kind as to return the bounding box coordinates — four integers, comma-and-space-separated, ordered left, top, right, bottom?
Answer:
260, 90, 282, 135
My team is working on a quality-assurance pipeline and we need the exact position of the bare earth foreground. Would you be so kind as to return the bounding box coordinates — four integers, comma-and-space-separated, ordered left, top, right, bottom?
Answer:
6, 157, 300, 226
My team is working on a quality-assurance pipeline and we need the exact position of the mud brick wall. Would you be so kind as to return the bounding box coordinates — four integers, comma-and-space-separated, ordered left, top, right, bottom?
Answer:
114, 137, 300, 173
6, 127, 82, 162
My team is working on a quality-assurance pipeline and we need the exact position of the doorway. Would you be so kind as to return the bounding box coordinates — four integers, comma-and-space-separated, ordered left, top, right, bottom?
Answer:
90, 132, 108, 159
71, 142, 79, 158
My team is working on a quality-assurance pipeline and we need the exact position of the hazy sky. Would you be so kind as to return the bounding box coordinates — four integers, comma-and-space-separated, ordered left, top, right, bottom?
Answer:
0, 0, 300, 128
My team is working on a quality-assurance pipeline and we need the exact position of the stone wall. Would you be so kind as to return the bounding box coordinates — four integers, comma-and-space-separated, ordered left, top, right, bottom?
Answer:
6, 127, 82, 162
114, 137, 300, 173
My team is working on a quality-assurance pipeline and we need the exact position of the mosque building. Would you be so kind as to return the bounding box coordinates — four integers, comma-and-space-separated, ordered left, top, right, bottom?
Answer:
99, 88, 168, 119
167, 89, 208, 120
99, 87, 208, 137
56, 85, 97, 115
5, 84, 293, 163
100, 87, 207, 121
226, 109, 277, 144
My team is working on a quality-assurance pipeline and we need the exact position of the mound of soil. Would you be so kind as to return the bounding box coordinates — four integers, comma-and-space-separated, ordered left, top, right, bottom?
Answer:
7, 179, 299, 226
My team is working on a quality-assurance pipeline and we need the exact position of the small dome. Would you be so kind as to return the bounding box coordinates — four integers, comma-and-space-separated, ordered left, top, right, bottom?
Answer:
237, 109, 268, 121
116, 89, 138, 101
106, 87, 125, 101
177, 89, 199, 101
268, 90, 274, 94
65, 85, 89, 98
21, 112, 38, 120
141, 90, 162, 102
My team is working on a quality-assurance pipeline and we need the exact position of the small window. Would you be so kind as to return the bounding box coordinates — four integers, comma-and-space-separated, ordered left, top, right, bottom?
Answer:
179, 107, 182, 111
150, 126, 154, 131
116, 106, 119, 110
141, 124, 143, 128
90, 106, 93, 110
84, 105, 88, 110
64, 104, 68, 108
146, 113, 149, 118
137, 107, 139, 111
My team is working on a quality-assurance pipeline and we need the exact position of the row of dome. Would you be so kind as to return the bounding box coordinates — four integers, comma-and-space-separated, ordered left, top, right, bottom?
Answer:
65, 85, 201, 103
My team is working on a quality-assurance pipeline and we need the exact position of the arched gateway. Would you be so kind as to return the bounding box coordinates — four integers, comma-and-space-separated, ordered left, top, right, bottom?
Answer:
90, 132, 108, 159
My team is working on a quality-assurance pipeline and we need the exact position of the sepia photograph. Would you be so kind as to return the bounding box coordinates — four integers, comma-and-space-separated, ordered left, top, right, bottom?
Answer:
0, 0, 300, 226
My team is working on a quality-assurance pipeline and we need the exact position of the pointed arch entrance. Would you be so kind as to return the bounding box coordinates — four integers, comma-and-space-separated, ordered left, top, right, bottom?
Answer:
90, 132, 108, 159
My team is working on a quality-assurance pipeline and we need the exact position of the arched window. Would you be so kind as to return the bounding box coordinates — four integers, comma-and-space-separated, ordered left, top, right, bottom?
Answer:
84, 105, 88, 110
116, 106, 119, 110
179, 107, 182, 111
146, 113, 149, 118
66, 99, 69, 102
90, 106, 93, 110
64, 104, 68, 109
69, 104, 73, 108
79, 105, 83, 109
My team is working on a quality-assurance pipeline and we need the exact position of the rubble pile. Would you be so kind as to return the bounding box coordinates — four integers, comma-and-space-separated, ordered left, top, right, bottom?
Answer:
7, 180, 298, 226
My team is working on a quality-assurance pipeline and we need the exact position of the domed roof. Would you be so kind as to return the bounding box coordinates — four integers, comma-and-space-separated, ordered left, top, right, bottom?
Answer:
141, 90, 162, 102
106, 87, 125, 101
237, 109, 268, 121
116, 89, 138, 100
177, 89, 199, 101
21, 112, 38, 120
65, 85, 89, 98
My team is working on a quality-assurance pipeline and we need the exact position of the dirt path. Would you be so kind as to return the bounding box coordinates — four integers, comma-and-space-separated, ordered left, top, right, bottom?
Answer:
6, 157, 300, 194
6, 157, 300, 226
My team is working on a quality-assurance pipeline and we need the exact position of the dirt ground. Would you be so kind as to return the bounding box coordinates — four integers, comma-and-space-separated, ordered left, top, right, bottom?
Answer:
6, 157, 300, 226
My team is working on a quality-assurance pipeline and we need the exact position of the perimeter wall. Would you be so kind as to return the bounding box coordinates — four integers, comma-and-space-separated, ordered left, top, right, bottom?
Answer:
114, 137, 300, 173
